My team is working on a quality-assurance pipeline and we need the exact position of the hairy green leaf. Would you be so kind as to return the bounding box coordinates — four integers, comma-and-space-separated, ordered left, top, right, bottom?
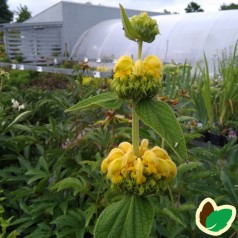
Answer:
199, 54, 214, 127
177, 162, 203, 176
162, 208, 186, 227
176, 203, 196, 212
50, 177, 87, 195
136, 99, 187, 161
6, 110, 32, 129
6, 230, 19, 238
94, 195, 154, 238
11, 124, 32, 132
26, 169, 49, 184
119, 4, 141, 41
65, 92, 123, 112
220, 171, 238, 204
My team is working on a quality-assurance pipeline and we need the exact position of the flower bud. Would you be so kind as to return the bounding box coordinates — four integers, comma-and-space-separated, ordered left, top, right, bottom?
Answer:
130, 12, 159, 43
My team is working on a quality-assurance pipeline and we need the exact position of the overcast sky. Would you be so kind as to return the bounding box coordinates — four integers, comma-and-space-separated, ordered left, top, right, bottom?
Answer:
7, 0, 238, 16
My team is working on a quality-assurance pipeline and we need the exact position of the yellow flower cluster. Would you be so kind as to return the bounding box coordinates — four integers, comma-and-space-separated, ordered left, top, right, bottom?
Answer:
111, 55, 163, 100
101, 139, 176, 194
114, 55, 163, 81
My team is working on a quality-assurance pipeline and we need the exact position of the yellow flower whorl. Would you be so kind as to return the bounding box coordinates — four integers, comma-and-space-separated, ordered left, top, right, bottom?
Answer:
112, 55, 163, 100
101, 139, 177, 195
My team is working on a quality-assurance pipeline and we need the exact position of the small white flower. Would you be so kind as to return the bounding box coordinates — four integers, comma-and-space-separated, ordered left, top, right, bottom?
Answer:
11, 99, 19, 109
11, 99, 25, 111
18, 104, 25, 111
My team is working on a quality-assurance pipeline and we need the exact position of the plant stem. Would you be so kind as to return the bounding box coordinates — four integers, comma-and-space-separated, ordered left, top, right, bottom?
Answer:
131, 40, 143, 157
168, 185, 174, 205
138, 40, 143, 60
132, 100, 139, 157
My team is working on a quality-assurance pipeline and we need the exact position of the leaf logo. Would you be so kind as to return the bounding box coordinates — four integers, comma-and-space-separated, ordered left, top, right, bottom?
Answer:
195, 198, 236, 236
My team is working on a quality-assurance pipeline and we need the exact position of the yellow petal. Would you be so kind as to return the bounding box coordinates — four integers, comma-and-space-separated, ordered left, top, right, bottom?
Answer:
113, 56, 134, 73
157, 158, 170, 177
139, 139, 149, 157
107, 158, 123, 178
118, 141, 133, 153
151, 146, 170, 160
133, 59, 144, 76
143, 55, 163, 71
147, 162, 157, 174
166, 160, 177, 179
140, 139, 149, 148
135, 158, 144, 184
143, 55, 163, 78
101, 159, 108, 173
106, 148, 124, 162
122, 149, 135, 167
142, 150, 158, 167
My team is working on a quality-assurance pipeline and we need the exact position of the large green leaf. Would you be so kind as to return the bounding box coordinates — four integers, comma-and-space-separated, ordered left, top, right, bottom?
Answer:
136, 99, 187, 161
220, 171, 238, 204
177, 162, 203, 176
162, 208, 186, 227
200, 54, 214, 127
6, 110, 32, 129
119, 4, 141, 41
94, 195, 154, 238
50, 177, 87, 195
65, 92, 123, 112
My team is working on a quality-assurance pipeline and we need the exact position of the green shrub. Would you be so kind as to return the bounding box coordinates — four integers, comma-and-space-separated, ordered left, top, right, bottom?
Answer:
0, 61, 238, 237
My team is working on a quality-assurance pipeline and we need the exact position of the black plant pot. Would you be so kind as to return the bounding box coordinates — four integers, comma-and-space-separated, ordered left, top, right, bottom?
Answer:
209, 133, 227, 146
200, 131, 210, 142
191, 130, 210, 147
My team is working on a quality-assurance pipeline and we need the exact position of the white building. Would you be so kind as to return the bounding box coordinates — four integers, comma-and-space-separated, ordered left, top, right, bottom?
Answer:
0, 1, 160, 63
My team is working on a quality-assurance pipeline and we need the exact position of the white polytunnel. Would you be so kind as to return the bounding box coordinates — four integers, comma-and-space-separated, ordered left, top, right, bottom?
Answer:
71, 10, 238, 72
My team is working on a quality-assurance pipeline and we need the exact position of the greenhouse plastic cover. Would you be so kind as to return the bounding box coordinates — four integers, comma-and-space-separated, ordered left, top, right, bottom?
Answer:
71, 10, 238, 72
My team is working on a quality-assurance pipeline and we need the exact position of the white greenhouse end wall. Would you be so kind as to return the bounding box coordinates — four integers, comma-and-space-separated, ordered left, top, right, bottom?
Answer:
71, 10, 238, 73
1, 2, 161, 63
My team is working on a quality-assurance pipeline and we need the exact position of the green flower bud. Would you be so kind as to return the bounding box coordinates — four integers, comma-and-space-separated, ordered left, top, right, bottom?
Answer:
130, 12, 159, 43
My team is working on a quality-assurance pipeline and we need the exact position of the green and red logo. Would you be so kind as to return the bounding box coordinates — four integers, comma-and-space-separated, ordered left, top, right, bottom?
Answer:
195, 198, 236, 236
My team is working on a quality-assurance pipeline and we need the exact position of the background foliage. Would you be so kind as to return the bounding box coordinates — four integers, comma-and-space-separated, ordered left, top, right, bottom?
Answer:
0, 55, 238, 237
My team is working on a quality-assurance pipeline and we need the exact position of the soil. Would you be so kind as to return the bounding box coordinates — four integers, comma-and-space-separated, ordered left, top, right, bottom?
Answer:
28, 75, 70, 90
